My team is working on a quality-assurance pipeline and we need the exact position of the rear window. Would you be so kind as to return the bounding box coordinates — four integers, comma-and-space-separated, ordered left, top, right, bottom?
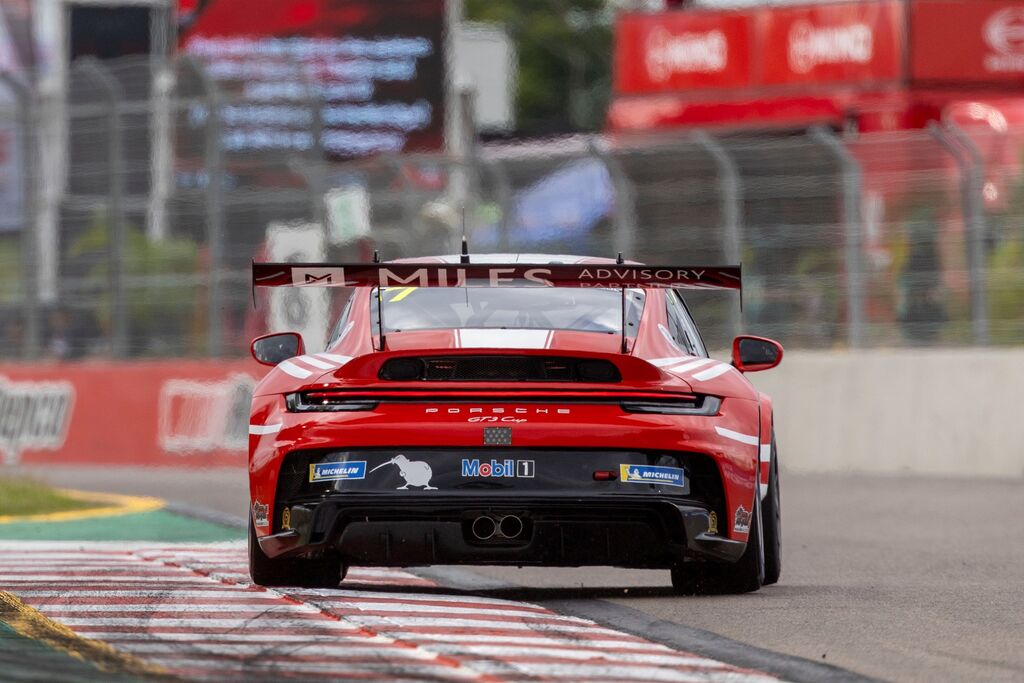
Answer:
372, 287, 645, 336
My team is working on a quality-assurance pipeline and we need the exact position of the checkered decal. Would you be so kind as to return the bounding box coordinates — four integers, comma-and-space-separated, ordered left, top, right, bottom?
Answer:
483, 427, 513, 446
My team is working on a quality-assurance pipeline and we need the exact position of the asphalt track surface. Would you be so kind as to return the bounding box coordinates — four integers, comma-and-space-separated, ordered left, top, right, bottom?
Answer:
10, 465, 1024, 683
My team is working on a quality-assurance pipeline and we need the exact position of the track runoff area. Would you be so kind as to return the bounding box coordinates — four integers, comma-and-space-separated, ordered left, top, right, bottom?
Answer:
0, 539, 804, 683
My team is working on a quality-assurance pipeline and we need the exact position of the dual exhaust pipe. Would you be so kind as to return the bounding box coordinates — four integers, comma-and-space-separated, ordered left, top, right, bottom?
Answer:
470, 513, 524, 541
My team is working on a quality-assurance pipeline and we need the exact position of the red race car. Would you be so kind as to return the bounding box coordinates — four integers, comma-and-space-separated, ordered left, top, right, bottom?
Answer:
247, 254, 783, 594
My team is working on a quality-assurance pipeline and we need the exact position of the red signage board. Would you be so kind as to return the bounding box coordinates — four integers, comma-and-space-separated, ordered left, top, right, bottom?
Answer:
0, 361, 264, 468
759, 1, 903, 86
614, 11, 753, 94
911, 1, 1024, 84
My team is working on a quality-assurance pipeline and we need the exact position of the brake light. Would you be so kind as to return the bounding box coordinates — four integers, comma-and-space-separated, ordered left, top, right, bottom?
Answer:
620, 395, 722, 416
286, 393, 378, 412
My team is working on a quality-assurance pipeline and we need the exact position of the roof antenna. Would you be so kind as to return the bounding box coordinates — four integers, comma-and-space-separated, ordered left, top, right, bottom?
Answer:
460, 235, 470, 264
373, 250, 385, 350
618, 252, 628, 353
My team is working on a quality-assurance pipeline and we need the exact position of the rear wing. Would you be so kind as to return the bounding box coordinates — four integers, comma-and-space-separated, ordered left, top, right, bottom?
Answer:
252, 261, 741, 354
252, 262, 741, 291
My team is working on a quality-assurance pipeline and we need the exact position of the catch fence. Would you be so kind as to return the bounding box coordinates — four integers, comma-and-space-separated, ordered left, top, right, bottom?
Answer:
1, 55, 1021, 359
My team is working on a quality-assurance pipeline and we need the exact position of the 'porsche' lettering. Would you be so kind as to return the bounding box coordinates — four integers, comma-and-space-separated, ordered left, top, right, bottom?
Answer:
422, 407, 570, 415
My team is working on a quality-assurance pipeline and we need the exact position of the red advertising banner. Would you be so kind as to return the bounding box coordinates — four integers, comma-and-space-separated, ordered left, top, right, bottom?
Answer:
0, 361, 266, 468
614, 11, 753, 94
758, 1, 903, 86
911, 1, 1024, 84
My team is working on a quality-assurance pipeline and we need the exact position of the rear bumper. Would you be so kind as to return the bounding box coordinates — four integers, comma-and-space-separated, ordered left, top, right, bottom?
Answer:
258, 494, 745, 568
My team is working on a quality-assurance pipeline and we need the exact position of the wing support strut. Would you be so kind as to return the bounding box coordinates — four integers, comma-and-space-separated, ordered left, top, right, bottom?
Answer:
618, 252, 628, 354
373, 250, 386, 351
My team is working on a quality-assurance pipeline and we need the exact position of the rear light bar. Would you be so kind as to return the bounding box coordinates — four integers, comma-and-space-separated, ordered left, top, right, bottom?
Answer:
286, 389, 721, 414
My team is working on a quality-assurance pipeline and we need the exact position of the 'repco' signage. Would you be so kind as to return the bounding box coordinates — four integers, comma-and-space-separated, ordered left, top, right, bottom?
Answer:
179, 0, 445, 159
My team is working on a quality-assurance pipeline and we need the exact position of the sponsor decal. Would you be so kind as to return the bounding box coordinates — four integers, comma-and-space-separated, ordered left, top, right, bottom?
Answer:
290, 267, 355, 286
788, 20, 873, 74
369, 454, 436, 490
619, 464, 686, 488
708, 510, 719, 536
254, 263, 742, 290
425, 407, 571, 415
645, 25, 728, 82
985, 7, 1024, 73
252, 500, 269, 528
310, 460, 367, 483
281, 507, 291, 530
461, 458, 535, 478
734, 505, 752, 533
158, 373, 255, 454
576, 267, 710, 286
0, 376, 75, 465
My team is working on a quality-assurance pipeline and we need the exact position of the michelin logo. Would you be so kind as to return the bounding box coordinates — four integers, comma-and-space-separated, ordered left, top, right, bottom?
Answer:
310, 461, 367, 482
461, 458, 535, 478
620, 464, 686, 489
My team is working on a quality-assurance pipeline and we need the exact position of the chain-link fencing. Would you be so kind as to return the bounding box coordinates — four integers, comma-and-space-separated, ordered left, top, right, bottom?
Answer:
1, 55, 1021, 359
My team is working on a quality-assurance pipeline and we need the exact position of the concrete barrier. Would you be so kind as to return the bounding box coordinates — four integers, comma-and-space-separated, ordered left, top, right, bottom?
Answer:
747, 349, 1024, 478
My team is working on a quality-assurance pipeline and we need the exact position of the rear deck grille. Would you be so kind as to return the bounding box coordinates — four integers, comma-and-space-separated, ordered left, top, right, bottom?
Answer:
380, 355, 621, 382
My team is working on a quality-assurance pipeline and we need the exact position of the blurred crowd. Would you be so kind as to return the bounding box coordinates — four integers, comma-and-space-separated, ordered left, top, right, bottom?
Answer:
0, 306, 104, 361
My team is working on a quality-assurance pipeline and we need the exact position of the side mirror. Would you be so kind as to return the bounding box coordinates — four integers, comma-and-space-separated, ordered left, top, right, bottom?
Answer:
251, 332, 304, 366
732, 335, 783, 373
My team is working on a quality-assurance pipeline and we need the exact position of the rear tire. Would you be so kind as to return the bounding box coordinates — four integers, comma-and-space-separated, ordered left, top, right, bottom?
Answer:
671, 483, 765, 595
762, 431, 782, 586
248, 521, 345, 588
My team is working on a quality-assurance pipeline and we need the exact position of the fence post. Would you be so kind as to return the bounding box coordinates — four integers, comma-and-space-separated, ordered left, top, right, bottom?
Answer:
810, 127, 865, 348
587, 138, 637, 259
303, 60, 326, 228
2, 75, 40, 359
184, 58, 226, 357
482, 156, 513, 251
929, 122, 990, 346
380, 153, 418, 238
692, 131, 744, 337
78, 59, 128, 358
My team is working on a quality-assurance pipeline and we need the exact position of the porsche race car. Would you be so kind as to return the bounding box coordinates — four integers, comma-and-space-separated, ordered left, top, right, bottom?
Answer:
248, 254, 783, 594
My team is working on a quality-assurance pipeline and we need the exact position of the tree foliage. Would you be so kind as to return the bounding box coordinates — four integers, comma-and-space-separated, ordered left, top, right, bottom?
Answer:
465, 0, 612, 134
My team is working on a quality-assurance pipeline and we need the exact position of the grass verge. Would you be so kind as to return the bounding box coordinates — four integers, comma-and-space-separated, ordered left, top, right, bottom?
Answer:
0, 477, 102, 517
